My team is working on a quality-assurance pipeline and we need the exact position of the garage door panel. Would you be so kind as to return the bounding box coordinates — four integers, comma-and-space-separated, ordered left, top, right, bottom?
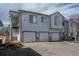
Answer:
40, 33, 49, 41
23, 32, 36, 42
52, 33, 59, 41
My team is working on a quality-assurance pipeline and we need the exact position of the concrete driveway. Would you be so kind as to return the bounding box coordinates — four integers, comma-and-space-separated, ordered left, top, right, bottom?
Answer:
23, 41, 79, 56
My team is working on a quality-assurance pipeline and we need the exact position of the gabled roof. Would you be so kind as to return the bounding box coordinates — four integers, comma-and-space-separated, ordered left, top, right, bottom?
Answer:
18, 9, 48, 16
19, 10, 65, 17
0, 20, 3, 26
9, 9, 65, 19
50, 11, 65, 19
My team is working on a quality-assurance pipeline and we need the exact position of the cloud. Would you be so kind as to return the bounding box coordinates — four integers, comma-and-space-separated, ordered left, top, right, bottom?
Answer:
22, 3, 53, 12
42, 3, 79, 18
0, 3, 79, 26
0, 3, 22, 26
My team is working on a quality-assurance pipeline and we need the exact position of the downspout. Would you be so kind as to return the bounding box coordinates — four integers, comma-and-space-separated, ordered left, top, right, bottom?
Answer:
49, 15, 52, 41
72, 21, 73, 38
18, 11, 22, 42
9, 12, 12, 40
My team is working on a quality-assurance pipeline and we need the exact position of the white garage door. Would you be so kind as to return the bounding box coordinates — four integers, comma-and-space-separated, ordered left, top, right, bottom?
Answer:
40, 33, 49, 42
23, 32, 36, 42
52, 33, 59, 41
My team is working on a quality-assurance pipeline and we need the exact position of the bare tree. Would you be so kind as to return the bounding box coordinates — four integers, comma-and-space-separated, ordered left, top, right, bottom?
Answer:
70, 14, 79, 23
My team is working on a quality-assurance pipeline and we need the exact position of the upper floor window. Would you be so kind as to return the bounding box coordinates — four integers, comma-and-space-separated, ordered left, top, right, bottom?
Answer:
41, 16, 46, 23
29, 15, 37, 24
54, 15, 60, 25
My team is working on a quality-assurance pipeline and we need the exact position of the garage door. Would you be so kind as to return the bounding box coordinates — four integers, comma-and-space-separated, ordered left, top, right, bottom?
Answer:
52, 33, 59, 41
23, 32, 36, 42
40, 33, 49, 42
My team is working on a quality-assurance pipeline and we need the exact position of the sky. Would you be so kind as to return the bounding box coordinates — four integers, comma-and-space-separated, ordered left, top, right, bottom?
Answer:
0, 3, 79, 26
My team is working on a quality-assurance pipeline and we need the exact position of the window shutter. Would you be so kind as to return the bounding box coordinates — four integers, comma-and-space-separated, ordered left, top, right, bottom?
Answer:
54, 16, 57, 25
29, 15, 33, 23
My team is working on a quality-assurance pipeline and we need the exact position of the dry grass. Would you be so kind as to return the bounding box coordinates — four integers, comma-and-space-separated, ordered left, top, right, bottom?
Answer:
66, 40, 79, 43
4, 40, 23, 48
23, 42, 79, 56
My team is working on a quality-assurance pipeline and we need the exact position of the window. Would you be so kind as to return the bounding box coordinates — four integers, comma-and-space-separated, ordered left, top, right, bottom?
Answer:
29, 15, 37, 24
41, 16, 46, 23
33, 16, 37, 24
54, 15, 59, 25
58, 18, 60, 25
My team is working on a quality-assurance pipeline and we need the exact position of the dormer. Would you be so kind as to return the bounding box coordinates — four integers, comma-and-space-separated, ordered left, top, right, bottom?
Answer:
50, 11, 65, 29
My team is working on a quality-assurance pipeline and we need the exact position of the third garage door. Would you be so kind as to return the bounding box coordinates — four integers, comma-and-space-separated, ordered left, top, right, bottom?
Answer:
40, 33, 49, 42
52, 33, 59, 41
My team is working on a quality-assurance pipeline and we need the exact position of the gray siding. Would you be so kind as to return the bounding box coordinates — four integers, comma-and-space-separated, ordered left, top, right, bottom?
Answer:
50, 13, 63, 29
69, 21, 73, 33
62, 20, 69, 39
69, 20, 78, 37
21, 12, 50, 31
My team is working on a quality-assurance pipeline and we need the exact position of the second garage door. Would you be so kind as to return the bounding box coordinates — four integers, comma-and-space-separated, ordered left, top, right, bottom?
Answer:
23, 32, 36, 42
52, 33, 59, 41
40, 33, 49, 42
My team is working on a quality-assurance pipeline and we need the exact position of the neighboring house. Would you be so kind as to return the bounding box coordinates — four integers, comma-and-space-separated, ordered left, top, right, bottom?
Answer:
69, 19, 79, 39
9, 10, 65, 42
0, 20, 3, 35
